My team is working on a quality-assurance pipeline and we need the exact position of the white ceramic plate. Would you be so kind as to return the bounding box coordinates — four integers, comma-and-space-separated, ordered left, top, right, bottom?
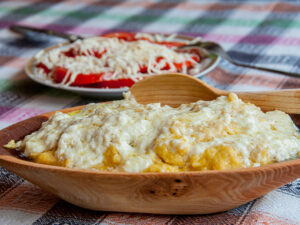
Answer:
25, 34, 220, 98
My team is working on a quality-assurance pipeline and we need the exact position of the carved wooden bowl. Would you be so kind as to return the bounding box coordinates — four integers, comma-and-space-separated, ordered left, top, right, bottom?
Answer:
0, 74, 299, 214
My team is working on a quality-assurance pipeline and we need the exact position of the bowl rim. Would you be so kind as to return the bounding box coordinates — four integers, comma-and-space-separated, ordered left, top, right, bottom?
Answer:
1, 104, 299, 177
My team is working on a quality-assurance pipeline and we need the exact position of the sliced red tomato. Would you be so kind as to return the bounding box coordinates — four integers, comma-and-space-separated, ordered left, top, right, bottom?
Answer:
101, 33, 188, 48
54, 67, 133, 88
140, 55, 199, 73
101, 32, 137, 42
155, 41, 186, 48
86, 78, 135, 88
155, 55, 200, 71
156, 56, 174, 70
54, 66, 68, 83
54, 67, 105, 86
174, 55, 200, 70
91, 49, 106, 58
139, 65, 148, 73
62, 49, 106, 59
36, 62, 51, 74
155, 56, 168, 70
62, 49, 76, 57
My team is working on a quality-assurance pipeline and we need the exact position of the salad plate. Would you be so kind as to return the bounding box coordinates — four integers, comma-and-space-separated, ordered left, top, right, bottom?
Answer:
25, 33, 220, 98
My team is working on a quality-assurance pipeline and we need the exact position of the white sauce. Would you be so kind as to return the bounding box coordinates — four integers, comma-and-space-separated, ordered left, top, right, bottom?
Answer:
17, 93, 300, 172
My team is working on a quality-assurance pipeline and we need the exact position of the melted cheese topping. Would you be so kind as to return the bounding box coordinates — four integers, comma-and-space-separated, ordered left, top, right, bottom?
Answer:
34, 33, 206, 85
12, 93, 300, 172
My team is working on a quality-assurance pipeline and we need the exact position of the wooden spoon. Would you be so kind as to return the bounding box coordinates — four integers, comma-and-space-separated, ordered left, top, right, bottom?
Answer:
131, 73, 300, 114
0, 73, 299, 215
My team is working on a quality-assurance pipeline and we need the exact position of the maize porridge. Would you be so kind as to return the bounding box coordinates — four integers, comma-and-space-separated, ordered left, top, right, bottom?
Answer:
5, 93, 300, 172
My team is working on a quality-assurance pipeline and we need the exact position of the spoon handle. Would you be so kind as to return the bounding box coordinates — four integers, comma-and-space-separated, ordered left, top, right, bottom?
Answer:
236, 89, 300, 114
10, 25, 83, 42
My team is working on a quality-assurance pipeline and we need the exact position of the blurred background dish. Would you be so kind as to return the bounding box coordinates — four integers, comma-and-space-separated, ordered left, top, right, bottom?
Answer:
25, 33, 220, 98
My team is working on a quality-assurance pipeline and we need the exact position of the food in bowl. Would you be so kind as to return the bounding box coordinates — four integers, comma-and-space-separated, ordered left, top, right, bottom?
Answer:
33, 32, 209, 88
5, 92, 300, 172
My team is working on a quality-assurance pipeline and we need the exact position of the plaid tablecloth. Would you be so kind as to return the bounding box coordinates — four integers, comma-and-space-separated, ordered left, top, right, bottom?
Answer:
0, 0, 299, 224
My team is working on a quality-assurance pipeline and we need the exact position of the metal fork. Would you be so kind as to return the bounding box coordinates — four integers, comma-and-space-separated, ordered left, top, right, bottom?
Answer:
179, 41, 300, 78
10, 25, 83, 42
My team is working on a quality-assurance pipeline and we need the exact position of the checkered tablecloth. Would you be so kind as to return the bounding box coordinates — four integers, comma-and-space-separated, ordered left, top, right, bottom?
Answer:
0, 0, 299, 224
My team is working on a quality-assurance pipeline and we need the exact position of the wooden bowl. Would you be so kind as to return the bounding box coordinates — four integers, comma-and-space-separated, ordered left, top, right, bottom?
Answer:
0, 74, 299, 214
